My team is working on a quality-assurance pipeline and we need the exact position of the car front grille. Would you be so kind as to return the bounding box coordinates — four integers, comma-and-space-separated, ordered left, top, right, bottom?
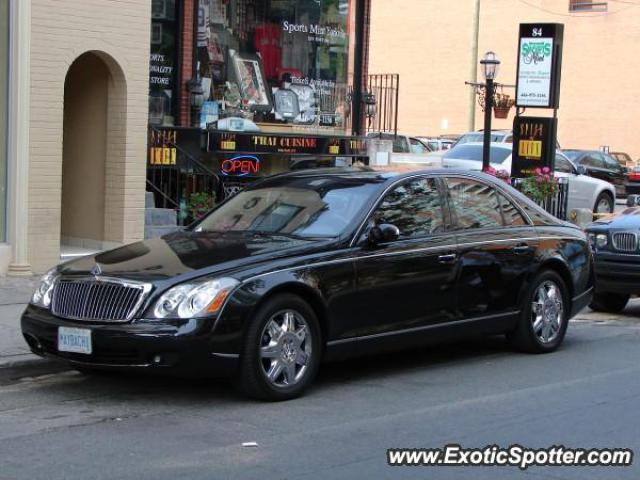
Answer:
612, 232, 638, 253
51, 279, 150, 322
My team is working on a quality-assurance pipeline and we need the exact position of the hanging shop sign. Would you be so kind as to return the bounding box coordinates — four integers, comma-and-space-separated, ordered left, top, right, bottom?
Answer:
511, 116, 558, 178
515, 23, 564, 109
148, 129, 177, 165
221, 155, 262, 176
148, 127, 205, 166
208, 131, 367, 156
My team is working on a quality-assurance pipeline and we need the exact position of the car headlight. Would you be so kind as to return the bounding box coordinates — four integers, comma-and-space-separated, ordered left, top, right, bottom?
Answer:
596, 233, 608, 248
30, 268, 58, 309
151, 277, 239, 319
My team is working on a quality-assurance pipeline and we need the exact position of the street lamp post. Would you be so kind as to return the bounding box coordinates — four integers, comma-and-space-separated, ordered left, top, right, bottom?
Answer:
188, 76, 205, 128
479, 51, 500, 171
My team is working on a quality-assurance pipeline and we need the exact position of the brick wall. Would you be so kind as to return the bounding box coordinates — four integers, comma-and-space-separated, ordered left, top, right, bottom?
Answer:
369, 0, 640, 158
178, 0, 196, 127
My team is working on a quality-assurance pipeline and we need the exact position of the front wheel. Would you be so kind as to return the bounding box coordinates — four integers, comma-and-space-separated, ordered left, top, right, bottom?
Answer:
508, 270, 569, 353
237, 294, 322, 401
590, 292, 629, 313
594, 192, 614, 214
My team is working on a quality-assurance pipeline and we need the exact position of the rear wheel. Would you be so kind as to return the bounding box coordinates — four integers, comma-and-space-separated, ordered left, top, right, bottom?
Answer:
594, 192, 614, 214
237, 294, 321, 401
508, 270, 569, 353
589, 292, 629, 313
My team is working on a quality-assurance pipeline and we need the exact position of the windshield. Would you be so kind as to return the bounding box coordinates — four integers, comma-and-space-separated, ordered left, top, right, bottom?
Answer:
443, 144, 512, 164
562, 150, 583, 161
194, 176, 380, 238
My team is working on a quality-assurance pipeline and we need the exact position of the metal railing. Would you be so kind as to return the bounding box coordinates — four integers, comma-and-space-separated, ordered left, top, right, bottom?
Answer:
147, 127, 220, 225
513, 177, 569, 221
366, 74, 399, 135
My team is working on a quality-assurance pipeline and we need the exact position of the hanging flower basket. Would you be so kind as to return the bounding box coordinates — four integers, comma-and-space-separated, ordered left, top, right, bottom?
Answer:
493, 93, 515, 119
494, 106, 510, 119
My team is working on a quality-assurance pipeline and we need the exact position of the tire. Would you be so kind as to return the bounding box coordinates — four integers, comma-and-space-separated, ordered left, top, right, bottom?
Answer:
508, 270, 569, 354
589, 292, 629, 313
236, 294, 322, 401
593, 192, 614, 214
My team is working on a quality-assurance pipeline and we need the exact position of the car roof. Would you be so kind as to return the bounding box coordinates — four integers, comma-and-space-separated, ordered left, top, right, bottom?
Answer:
563, 149, 601, 154
262, 165, 511, 186
461, 129, 512, 135
449, 142, 512, 150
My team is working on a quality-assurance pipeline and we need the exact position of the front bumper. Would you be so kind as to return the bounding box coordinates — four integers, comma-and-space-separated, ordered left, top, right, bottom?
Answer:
21, 305, 239, 376
593, 251, 640, 294
626, 182, 640, 196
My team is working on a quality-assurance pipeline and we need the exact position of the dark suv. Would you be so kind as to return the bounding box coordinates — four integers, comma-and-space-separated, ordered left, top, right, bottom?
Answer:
563, 150, 628, 197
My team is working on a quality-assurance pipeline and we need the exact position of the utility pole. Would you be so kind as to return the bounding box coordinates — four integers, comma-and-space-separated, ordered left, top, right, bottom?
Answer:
468, 0, 481, 131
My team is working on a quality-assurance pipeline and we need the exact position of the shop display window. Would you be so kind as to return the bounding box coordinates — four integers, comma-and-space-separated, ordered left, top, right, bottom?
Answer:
197, 0, 354, 136
149, 0, 178, 126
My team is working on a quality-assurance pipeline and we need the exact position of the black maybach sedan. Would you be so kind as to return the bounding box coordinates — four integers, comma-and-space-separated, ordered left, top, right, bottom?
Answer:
586, 205, 640, 312
22, 168, 594, 400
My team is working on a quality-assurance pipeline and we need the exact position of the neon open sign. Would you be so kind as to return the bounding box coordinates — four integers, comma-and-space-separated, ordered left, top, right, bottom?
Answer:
221, 155, 261, 176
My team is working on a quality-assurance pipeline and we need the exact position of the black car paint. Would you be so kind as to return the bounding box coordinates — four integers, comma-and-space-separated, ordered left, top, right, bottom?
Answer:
566, 150, 628, 197
586, 207, 640, 295
21, 169, 594, 374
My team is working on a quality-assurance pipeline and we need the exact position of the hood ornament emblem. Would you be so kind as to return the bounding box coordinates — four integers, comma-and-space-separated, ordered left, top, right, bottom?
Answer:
91, 263, 102, 276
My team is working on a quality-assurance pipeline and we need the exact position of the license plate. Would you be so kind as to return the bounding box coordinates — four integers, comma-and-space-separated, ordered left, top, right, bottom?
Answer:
58, 327, 92, 354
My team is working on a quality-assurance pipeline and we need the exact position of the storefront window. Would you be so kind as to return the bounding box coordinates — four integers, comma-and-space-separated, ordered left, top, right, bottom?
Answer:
0, 0, 9, 241
197, 0, 354, 136
149, 0, 178, 126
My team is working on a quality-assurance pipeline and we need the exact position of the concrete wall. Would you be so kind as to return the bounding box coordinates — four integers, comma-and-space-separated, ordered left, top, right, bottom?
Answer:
28, 0, 151, 273
369, 0, 640, 159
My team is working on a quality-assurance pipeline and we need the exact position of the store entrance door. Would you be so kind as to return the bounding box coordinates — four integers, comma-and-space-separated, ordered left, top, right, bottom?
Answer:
60, 52, 109, 259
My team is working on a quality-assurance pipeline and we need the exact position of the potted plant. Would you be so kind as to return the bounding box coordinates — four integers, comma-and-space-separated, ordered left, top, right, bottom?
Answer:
520, 167, 559, 203
482, 166, 512, 185
493, 93, 515, 119
187, 191, 216, 221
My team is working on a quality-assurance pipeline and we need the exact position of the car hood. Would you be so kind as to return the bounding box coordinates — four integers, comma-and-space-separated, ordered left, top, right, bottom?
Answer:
58, 231, 333, 283
588, 207, 640, 230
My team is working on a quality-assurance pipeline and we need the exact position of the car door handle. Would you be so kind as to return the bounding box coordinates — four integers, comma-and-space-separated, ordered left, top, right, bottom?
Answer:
438, 253, 457, 264
513, 243, 531, 254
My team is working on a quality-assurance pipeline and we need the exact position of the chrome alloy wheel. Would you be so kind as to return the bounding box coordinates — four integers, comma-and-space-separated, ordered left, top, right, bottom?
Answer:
259, 310, 312, 388
531, 280, 564, 344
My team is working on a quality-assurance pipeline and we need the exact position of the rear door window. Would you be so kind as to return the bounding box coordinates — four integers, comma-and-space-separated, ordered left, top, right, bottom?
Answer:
446, 178, 504, 229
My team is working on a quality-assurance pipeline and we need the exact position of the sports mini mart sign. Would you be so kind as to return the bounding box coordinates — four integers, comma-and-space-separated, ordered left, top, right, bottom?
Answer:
516, 23, 564, 109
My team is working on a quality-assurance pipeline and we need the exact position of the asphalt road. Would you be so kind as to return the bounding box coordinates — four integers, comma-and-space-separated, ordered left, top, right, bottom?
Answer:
1, 305, 640, 480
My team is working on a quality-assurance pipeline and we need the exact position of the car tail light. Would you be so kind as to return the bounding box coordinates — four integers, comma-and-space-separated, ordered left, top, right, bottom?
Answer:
629, 172, 640, 181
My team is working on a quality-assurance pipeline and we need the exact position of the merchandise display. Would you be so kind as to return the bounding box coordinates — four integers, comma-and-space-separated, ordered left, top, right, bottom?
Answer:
197, 0, 353, 135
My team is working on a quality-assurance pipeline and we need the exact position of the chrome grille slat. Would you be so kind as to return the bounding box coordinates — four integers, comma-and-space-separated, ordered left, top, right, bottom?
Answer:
51, 278, 148, 322
612, 232, 638, 252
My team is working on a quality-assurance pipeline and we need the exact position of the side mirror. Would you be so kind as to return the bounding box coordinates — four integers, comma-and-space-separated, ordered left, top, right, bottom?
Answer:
622, 166, 629, 175
367, 223, 400, 246
576, 165, 588, 176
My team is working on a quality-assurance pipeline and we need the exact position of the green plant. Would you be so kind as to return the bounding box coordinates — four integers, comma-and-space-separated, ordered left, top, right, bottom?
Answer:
520, 167, 558, 203
493, 93, 515, 109
187, 191, 216, 220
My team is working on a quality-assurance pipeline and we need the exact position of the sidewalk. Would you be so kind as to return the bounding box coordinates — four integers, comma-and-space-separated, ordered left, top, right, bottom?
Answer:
0, 275, 44, 369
